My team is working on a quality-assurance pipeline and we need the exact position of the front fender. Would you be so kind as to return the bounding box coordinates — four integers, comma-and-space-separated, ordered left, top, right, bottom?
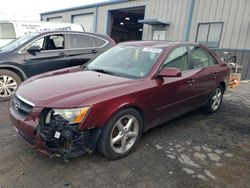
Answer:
80, 96, 148, 131
0, 62, 27, 80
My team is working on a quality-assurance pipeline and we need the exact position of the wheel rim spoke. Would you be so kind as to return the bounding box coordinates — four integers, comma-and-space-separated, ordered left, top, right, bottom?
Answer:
7, 84, 17, 90
217, 91, 221, 98
112, 134, 123, 145
125, 118, 134, 131
6, 87, 12, 95
6, 76, 12, 84
3, 88, 8, 97
3, 76, 8, 84
126, 131, 137, 138
212, 96, 217, 101
116, 120, 125, 133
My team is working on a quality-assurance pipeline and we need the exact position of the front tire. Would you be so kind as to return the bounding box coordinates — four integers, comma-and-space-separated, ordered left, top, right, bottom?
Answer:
206, 85, 224, 114
97, 108, 143, 160
0, 69, 22, 102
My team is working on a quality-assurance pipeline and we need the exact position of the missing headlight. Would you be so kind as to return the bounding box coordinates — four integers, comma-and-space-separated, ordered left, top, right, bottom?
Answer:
37, 108, 100, 159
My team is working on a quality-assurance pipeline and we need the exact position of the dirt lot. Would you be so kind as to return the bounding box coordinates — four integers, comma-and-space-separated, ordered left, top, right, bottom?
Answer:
0, 82, 250, 188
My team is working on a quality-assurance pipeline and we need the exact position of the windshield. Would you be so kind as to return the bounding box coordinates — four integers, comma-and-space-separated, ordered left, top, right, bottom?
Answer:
87, 45, 163, 78
0, 34, 36, 52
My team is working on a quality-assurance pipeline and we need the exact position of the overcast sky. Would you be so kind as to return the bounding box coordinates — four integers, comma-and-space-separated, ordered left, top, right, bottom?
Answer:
0, 0, 108, 21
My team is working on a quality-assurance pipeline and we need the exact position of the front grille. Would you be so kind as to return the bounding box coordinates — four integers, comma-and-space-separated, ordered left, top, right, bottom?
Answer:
12, 95, 33, 117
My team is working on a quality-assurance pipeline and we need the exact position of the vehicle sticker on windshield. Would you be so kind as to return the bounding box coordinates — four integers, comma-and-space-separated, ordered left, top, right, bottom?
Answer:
142, 47, 162, 53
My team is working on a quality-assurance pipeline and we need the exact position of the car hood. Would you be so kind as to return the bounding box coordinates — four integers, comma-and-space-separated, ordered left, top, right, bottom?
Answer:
16, 68, 139, 108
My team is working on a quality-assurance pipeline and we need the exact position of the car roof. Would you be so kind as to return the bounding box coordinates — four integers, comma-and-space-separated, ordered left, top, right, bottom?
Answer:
31, 31, 110, 38
119, 40, 200, 49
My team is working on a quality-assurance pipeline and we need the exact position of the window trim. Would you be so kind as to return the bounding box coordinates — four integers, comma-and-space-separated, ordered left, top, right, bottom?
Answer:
22, 34, 65, 53
155, 44, 192, 77
18, 32, 109, 54
188, 44, 219, 69
195, 22, 224, 48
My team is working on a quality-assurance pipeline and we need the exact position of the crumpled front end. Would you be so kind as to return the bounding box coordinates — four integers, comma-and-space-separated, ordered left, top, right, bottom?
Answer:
37, 108, 101, 159
9, 94, 101, 159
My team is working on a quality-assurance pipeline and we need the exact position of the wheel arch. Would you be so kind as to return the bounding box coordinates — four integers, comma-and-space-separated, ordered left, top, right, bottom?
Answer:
98, 102, 146, 132
0, 64, 27, 81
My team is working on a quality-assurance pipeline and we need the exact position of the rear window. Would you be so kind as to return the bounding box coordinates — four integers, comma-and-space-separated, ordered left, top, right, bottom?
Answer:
68, 34, 93, 48
89, 36, 107, 47
0, 23, 16, 39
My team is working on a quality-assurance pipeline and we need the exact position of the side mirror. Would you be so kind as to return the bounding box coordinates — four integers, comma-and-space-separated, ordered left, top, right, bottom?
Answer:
158, 67, 182, 77
27, 46, 42, 54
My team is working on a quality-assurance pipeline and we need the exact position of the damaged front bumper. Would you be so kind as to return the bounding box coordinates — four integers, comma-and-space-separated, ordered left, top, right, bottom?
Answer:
9, 96, 101, 159
37, 121, 101, 159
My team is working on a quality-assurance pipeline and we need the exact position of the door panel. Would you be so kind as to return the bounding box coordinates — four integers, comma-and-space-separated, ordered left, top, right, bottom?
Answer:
24, 34, 69, 77
152, 71, 198, 125
24, 51, 69, 77
150, 45, 198, 126
189, 45, 220, 104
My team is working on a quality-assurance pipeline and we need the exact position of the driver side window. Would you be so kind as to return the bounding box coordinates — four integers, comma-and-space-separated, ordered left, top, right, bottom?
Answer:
29, 38, 44, 49
163, 46, 189, 71
28, 35, 65, 51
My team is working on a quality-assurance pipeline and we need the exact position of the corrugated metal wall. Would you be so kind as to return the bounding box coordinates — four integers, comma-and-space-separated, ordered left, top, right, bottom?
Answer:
189, 0, 250, 49
142, 0, 190, 41
41, 0, 250, 49
40, 0, 250, 79
41, 0, 191, 41
41, 7, 96, 24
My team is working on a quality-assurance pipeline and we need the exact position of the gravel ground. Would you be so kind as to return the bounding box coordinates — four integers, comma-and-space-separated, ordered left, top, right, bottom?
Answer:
0, 82, 249, 188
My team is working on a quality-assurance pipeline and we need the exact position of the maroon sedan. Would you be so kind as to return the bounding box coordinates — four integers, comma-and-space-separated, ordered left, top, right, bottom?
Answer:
9, 41, 230, 160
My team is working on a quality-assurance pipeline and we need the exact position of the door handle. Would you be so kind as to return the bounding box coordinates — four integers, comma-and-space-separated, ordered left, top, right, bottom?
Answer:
188, 79, 195, 85
58, 52, 67, 57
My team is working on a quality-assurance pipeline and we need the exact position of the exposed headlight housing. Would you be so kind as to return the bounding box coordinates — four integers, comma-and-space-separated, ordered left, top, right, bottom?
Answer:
46, 106, 91, 125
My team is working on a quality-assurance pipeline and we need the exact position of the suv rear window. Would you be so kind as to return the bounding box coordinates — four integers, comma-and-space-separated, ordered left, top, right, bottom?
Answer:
69, 34, 93, 48
89, 36, 107, 47
0, 23, 16, 39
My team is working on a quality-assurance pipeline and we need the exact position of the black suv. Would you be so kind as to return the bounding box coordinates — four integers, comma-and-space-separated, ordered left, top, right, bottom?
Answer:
0, 31, 115, 101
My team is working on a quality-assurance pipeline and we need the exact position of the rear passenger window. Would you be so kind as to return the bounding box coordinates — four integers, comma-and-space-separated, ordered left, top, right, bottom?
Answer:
69, 34, 93, 48
163, 46, 189, 71
89, 36, 107, 47
190, 46, 217, 68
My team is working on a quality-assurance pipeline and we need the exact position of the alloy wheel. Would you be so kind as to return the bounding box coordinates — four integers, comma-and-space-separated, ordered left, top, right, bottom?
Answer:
110, 115, 139, 154
0, 75, 18, 98
211, 88, 222, 111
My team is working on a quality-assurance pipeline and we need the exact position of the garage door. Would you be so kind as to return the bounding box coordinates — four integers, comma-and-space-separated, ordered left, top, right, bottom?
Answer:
47, 17, 63, 22
72, 14, 94, 32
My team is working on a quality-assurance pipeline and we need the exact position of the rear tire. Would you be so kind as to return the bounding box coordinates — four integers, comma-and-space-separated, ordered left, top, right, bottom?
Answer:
0, 69, 22, 102
97, 108, 143, 160
206, 85, 224, 114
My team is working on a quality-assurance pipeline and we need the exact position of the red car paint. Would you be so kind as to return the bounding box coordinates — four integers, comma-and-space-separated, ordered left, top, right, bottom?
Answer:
9, 41, 230, 157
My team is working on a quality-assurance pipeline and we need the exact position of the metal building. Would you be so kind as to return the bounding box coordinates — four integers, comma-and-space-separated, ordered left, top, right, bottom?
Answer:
40, 0, 250, 79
